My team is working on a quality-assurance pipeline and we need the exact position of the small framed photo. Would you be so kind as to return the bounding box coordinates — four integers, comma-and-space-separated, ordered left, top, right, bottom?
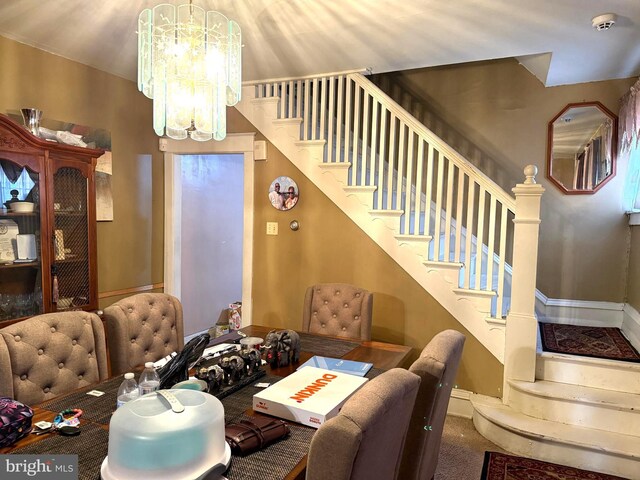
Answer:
268, 176, 299, 211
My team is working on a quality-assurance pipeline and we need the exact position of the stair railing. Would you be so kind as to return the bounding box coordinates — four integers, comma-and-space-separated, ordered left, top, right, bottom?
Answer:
251, 72, 542, 325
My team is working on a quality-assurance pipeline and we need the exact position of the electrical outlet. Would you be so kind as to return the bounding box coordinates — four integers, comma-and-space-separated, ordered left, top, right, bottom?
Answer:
266, 222, 278, 235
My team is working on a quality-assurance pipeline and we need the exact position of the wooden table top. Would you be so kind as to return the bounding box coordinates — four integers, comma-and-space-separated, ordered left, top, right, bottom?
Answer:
2, 326, 412, 479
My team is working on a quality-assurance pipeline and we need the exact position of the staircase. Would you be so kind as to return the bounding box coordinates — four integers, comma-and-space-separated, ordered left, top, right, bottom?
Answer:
235, 71, 639, 478
237, 71, 537, 364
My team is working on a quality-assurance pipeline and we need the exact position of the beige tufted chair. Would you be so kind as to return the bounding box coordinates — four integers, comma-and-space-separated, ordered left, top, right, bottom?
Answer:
0, 311, 108, 406
302, 283, 373, 341
306, 368, 421, 480
398, 330, 465, 480
103, 293, 184, 376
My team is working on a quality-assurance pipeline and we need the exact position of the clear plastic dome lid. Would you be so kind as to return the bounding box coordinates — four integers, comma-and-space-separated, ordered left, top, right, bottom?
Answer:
102, 389, 230, 480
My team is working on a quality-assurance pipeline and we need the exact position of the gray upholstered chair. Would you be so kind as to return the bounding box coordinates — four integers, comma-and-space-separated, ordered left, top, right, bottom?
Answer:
103, 293, 184, 375
306, 368, 420, 480
398, 330, 466, 480
0, 311, 108, 406
302, 283, 373, 341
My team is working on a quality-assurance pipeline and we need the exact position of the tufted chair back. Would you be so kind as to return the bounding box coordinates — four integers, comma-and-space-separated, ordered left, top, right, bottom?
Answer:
398, 330, 465, 480
0, 311, 108, 406
302, 283, 373, 341
103, 293, 184, 376
306, 368, 421, 480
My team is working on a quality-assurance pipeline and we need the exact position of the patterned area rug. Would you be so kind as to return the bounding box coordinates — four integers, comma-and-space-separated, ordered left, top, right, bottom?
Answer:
481, 451, 628, 480
539, 323, 640, 362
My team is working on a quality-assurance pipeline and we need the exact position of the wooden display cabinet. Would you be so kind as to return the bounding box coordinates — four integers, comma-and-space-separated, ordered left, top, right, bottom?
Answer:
0, 114, 102, 325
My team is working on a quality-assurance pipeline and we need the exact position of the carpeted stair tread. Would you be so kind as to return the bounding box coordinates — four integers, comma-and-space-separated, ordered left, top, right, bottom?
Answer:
539, 323, 640, 362
481, 451, 628, 480
508, 379, 640, 411
471, 394, 640, 458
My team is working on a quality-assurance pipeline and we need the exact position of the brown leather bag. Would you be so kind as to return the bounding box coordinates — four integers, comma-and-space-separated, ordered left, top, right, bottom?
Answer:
225, 415, 290, 455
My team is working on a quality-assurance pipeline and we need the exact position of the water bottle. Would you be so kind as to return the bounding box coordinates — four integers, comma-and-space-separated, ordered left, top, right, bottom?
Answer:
116, 373, 140, 408
139, 362, 161, 395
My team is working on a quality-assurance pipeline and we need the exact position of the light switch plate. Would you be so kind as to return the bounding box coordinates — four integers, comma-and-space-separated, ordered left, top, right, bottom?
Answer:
266, 222, 278, 235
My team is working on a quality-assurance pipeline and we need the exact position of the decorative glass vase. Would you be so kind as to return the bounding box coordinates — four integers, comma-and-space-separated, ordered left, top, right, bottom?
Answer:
21, 108, 43, 137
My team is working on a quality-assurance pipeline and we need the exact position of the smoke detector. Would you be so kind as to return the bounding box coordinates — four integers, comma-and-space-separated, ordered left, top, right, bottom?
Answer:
592, 13, 617, 31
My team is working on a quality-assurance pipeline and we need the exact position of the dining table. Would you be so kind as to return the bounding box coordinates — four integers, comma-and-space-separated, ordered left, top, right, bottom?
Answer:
1, 325, 412, 480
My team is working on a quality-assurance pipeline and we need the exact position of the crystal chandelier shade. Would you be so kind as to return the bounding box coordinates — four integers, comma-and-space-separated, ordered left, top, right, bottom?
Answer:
138, 3, 242, 141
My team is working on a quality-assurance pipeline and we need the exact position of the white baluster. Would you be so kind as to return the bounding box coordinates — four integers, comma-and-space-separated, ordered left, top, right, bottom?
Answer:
311, 78, 319, 140
424, 144, 434, 241
474, 186, 486, 289
335, 76, 344, 163
303, 79, 310, 140
352, 85, 361, 185
463, 181, 475, 286
413, 138, 425, 235
377, 106, 387, 205
403, 131, 415, 234
396, 122, 405, 212
288, 81, 294, 118
433, 151, 445, 260
344, 78, 352, 166
444, 157, 455, 261
486, 196, 497, 292
369, 98, 378, 187
453, 170, 464, 263
386, 114, 396, 209
361, 92, 370, 185
495, 203, 508, 319
327, 76, 335, 163
319, 78, 327, 145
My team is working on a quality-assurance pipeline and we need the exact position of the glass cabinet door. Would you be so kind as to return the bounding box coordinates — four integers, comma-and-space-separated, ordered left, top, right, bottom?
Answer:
52, 166, 90, 311
0, 159, 43, 320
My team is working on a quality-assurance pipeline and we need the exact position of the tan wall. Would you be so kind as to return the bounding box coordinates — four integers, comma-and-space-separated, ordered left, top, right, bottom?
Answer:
226, 109, 504, 396
378, 59, 635, 302
0, 36, 164, 309
1, 35, 504, 395
628, 227, 640, 311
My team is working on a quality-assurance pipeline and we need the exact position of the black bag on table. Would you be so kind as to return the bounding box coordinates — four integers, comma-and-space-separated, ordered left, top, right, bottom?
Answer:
0, 397, 34, 447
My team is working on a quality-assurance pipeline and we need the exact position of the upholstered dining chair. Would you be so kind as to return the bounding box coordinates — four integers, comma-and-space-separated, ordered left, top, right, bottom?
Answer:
103, 293, 184, 375
302, 283, 373, 341
398, 329, 466, 480
306, 368, 420, 480
0, 311, 108, 406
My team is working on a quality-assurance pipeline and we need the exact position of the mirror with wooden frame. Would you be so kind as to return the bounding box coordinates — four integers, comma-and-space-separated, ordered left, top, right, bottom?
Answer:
546, 102, 618, 194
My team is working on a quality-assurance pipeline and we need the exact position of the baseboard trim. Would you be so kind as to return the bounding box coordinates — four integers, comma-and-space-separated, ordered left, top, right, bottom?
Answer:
535, 296, 624, 327
447, 388, 474, 419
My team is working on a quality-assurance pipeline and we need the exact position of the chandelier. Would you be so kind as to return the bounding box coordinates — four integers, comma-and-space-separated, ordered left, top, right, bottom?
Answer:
138, 2, 242, 141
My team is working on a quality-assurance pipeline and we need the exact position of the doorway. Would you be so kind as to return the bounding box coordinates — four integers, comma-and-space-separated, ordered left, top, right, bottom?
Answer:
163, 134, 256, 336
179, 154, 243, 335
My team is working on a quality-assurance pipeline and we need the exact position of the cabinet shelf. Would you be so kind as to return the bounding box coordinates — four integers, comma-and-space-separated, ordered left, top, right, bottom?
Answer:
0, 211, 39, 218
55, 257, 86, 264
0, 261, 39, 269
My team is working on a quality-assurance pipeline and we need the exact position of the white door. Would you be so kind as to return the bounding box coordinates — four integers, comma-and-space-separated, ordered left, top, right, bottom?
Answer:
178, 154, 244, 335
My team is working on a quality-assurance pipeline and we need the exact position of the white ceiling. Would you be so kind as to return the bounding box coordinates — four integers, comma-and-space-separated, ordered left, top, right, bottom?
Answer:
0, 0, 639, 86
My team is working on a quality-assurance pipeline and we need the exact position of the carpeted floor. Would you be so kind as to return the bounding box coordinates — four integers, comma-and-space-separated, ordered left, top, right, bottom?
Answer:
539, 323, 640, 362
480, 451, 628, 480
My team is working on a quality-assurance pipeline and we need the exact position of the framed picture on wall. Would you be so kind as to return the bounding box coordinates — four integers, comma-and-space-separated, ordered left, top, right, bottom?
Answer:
268, 176, 299, 211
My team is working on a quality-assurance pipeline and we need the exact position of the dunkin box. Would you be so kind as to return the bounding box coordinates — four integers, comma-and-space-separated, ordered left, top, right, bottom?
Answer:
253, 366, 368, 428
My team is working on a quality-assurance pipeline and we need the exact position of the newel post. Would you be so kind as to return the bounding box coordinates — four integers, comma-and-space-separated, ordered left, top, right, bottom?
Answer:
503, 165, 544, 404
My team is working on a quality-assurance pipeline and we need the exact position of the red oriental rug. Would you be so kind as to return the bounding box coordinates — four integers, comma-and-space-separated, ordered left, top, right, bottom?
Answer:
539, 323, 640, 362
481, 451, 628, 480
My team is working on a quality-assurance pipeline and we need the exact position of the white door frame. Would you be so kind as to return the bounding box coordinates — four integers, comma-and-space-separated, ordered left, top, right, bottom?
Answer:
163, 133, 256, 326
